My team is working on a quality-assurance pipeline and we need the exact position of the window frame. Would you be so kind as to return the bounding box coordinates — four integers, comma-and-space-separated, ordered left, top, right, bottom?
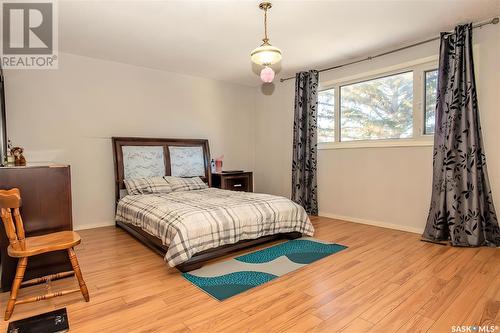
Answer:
318, 56, 438, 149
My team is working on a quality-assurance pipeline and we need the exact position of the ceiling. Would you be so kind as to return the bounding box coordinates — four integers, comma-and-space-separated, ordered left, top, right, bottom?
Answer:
59, 0, 500, 86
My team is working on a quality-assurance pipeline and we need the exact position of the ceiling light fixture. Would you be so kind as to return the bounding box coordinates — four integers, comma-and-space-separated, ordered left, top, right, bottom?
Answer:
251, 2, 282, 83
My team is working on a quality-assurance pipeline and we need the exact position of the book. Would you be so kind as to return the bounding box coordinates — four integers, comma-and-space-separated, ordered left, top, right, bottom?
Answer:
7, 308, 69, 333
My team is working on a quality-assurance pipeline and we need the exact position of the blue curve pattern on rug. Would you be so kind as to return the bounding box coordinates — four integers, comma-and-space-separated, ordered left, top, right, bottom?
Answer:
236, 239, 347, 264
183, 271, 277, 301
182, 238, 347, 301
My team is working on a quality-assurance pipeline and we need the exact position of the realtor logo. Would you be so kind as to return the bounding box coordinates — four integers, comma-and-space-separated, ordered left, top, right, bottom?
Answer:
1, 1, 58, 69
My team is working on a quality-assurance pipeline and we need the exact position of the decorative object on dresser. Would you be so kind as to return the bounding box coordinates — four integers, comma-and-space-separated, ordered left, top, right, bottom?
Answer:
211, 171, 253, 192
0, 163, 73, 292
0, 188, 89, 321
10, 147, 26, 166
5, 140, 15, 166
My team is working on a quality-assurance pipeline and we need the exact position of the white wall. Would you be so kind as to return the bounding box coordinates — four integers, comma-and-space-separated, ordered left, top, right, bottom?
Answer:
5, 53, 256, 229
254, 27, 500, 233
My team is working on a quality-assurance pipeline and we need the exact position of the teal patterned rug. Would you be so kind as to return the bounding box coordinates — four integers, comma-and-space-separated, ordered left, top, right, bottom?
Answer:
182, 238, 347, 300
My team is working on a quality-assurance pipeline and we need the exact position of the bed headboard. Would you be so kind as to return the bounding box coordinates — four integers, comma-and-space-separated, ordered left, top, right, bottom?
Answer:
112, 137, 211, 201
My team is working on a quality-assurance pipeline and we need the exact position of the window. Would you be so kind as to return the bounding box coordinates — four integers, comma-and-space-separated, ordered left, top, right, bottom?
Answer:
424, 70, 438, 134
317, 59, 438, 148
340, 72, 413, 141
318, 88, 335, 143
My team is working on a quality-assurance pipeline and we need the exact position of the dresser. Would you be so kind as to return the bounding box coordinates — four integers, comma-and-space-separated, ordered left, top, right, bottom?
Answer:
0, 163, 73, 291
211, 171, 253, 192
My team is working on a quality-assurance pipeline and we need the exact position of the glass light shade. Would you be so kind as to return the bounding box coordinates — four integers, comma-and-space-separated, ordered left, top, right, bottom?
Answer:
251, 44, 282, 65
260, 66, 275, 83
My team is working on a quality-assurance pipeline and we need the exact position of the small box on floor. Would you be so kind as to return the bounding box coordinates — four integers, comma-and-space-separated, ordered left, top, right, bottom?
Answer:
7, 308, 69, 333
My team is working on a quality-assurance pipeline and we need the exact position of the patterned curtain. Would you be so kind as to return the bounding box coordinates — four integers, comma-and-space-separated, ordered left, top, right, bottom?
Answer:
423, 24, 500, 246
292, 70, 319, 215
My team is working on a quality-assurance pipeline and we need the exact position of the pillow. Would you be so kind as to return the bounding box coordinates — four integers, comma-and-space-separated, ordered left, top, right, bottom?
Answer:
124, 177, 172, 195
164, 176, 208, 192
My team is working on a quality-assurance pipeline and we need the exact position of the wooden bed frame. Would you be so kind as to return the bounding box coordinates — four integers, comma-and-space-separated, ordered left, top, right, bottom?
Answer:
112, 137, 301, 272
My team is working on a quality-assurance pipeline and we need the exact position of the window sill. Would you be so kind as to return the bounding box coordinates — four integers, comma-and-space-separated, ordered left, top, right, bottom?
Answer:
318, 139, 434, 150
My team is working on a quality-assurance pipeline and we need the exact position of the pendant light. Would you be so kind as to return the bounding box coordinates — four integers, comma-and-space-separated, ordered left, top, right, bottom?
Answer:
251, 2, 282, 83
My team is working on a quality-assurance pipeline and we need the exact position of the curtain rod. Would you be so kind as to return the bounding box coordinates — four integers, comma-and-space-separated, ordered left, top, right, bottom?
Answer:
280, 17, 499, 83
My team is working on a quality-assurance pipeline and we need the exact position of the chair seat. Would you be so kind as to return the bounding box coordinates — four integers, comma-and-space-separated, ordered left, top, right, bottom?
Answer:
8, 231, 81, 257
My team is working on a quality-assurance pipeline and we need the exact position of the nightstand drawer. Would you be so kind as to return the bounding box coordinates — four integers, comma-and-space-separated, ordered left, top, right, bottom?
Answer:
225, 176, 249, 192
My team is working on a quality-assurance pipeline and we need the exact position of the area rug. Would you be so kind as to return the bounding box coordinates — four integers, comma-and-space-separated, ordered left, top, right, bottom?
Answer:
182, 237, 347, 300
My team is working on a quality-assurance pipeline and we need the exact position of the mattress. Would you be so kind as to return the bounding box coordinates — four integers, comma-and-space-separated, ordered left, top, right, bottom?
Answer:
116, 188, 314, 266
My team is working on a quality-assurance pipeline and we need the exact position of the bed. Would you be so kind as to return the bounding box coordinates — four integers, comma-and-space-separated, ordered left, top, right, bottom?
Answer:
112, 137, 314, 272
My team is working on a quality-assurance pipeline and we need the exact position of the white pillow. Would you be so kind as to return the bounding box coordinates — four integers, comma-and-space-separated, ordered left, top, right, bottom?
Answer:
164, 176, 208, 192
124, 177, 172, 195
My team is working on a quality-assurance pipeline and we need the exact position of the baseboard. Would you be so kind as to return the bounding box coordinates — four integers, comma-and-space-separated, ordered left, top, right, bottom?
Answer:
74, 215, 425, 234
318, 211, 424, 234
74, 221, 115, 231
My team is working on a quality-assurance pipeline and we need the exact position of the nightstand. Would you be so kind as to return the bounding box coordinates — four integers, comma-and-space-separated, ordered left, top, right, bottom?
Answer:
211, 171, 253, 192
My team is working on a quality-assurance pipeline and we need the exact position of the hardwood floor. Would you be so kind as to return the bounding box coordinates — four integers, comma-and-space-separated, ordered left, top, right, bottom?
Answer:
0, 216, 498, 332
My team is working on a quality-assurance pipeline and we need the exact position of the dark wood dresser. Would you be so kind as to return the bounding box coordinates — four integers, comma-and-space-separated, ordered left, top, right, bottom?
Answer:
0, 163, 73, 291
211, 171, 253, 192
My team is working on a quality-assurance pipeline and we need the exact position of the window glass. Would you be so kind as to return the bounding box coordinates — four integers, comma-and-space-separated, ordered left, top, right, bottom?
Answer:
424, 70, 438, 134
340, 72, 414, 141
318, 88, 335, 143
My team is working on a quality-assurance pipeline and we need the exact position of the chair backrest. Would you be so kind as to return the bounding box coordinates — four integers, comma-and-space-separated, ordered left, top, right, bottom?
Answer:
0, 188, 25, 246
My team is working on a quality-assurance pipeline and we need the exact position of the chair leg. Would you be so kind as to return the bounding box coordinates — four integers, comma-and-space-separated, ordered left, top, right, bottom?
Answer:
5, 257, 28, 321
67, 248, 89, 302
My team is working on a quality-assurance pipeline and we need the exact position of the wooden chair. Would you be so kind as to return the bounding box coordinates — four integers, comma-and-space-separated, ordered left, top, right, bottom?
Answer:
0, 188, 89, 321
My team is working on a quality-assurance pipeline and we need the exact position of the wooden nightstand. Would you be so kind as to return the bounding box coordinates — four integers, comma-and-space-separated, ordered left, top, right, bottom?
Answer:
211, 171, 253, 192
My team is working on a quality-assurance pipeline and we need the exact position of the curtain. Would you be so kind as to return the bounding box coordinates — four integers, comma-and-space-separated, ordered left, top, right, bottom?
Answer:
292, 70, 319, 215
423, 24, 500, 246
